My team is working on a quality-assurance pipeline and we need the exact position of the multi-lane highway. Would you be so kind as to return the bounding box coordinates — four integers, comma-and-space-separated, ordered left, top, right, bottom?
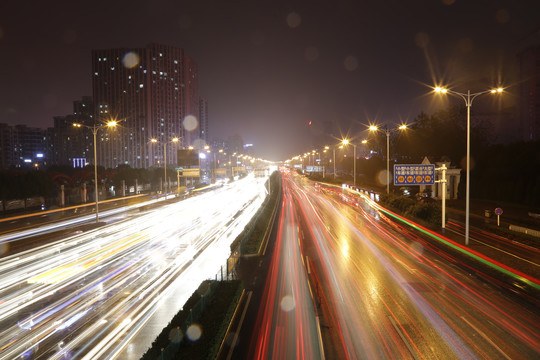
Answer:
0, 174, 269, 359
248, 170, 539, 359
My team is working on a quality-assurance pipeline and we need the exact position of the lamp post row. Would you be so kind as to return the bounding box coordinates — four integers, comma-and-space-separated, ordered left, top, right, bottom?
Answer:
434, 86, 503, 245
290, 84, 502, 247
73, 120, 119, 223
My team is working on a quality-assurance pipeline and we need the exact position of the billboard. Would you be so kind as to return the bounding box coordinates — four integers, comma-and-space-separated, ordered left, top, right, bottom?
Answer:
177, 150, 199, 167
394, 164, 435, 186
180, 168, 200, 177
306, 166, 323, 173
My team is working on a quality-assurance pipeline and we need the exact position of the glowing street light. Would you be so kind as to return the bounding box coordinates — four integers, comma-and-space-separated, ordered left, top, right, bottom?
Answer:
151, 137, 179, 194
73, 119, 119, 223
434, 85, 503, 245
341, 139, 358, 186
369, 123, 408, 194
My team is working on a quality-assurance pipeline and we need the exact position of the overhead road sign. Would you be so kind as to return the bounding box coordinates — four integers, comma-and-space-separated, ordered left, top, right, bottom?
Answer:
306, 166, 323, 173
394, 164, 435, 186
180, 168, 200, 177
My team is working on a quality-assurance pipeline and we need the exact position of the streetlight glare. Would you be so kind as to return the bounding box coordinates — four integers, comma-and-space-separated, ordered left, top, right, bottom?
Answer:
151, 138, 158, 143
398, 124, 408, 130
106, 120, 117, 127
434, 86, 448, 94
341, 139, 349, 145
172, 137, 179, 142
368, 125, 378, 132
431, 85, 503, 245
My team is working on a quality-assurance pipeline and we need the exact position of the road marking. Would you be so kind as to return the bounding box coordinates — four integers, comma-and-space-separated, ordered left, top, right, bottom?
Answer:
315, 316, 326, 360
446, 227, 538, 267
388, 315, 419, 360
226, 291, 253, 360
460, 316, 512, 360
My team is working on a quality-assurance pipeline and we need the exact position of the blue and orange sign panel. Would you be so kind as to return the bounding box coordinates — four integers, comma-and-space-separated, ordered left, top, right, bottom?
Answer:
394, 164, 435, 186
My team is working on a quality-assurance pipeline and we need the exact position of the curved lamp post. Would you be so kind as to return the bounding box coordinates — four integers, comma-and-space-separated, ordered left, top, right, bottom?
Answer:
434, 86, 503, 245
341, 139, 357, 186
151, 137, 179, 194
73, 120, 118, 223
369, 124, 408, 194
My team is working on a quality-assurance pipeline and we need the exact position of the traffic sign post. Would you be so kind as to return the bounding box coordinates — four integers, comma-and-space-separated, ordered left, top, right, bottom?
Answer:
394, 164, 435, 186
494, 207, 503, 226
435, 164, 447, 231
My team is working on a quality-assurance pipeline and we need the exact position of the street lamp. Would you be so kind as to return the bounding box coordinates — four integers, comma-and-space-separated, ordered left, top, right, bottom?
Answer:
434, 86, 503, 245
369, 124, 408, 194
73, 119, 118, 223
151, 137, 179, 194
341, 139, 358, 186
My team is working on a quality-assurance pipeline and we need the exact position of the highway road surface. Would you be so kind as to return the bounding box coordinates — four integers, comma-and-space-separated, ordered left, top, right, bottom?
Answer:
0, 174, 269, 359
247, 169, 539, 359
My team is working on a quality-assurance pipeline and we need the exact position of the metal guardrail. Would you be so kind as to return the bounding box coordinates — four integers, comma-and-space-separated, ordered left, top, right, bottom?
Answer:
509, 225, 540, 238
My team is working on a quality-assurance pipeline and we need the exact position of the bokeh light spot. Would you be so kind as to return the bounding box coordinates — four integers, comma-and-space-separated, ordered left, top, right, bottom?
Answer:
377, 170, 390, 186
344, 56, 358, 71
224, 331, 239, 348
495, 9, 510, 24
280, 295, 296, 312
183, 115, 199, 131
192, 138, 206, 150
305, 46, 319, 62
442, 0, 455, 5
122, 52, 140, 69
286, 12, 302, 28
460, 156, 475, 171
414, 32, 430, 48
410, 241, 424, 256
168, 327, 183, 344
0, 242, 9, 256
186, 324, 202, 341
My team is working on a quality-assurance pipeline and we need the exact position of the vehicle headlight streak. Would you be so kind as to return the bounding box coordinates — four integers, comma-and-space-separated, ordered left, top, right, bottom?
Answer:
352, 189, 540, 291
0, 174, 269, 359
277, 174, 539, 359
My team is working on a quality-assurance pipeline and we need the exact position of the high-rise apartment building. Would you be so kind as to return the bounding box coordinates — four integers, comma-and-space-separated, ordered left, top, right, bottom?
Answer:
518, 45, 540, 142
0, 124, 47, 169
48, 96, 94, 167
92, 43, 199, 168
199, 97, 209, 145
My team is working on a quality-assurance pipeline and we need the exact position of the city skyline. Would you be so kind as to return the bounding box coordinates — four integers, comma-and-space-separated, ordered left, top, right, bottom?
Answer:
1, 0, 539, 161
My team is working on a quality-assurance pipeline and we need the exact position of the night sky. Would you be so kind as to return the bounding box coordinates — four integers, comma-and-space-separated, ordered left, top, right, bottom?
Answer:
1, 0, 539, 161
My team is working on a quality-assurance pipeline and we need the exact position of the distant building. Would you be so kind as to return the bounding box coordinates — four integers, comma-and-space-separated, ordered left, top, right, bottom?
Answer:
92, 43, 199, 168
227, 134, 245, 155
47, 96, 94, 167
199, 97, 209, 145
0, 123, 47, 169
517, 45, 540, 141
419, 157, 461, 200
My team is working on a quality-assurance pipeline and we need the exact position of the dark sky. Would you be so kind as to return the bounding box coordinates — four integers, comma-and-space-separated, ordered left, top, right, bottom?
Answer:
1, 0, 539, 161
